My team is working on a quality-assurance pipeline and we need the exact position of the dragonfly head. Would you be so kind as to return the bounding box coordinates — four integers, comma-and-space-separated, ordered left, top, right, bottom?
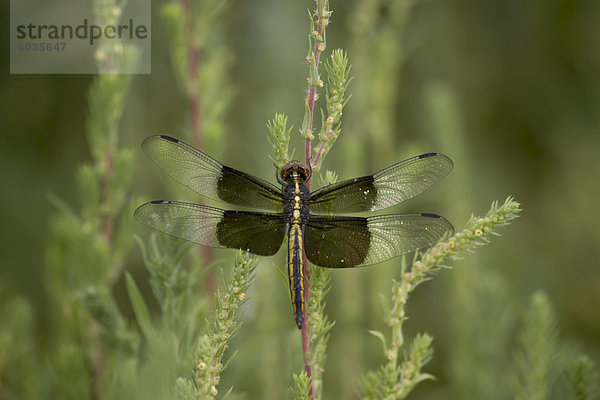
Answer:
280, 161, 311, 184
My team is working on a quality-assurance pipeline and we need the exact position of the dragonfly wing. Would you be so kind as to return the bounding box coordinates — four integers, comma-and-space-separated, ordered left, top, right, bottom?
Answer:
142, 135, 285, 211
304, 213, 454, 268
309, 153, 453, 213
134, 201, 286, 256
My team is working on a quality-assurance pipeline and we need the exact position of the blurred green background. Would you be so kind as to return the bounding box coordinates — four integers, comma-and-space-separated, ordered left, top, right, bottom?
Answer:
1, 0, 599, 399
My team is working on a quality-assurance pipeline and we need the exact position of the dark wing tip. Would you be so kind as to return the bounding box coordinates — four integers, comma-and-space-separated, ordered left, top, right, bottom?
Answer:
418, 152, 454, 169
158, 135, 179, 143
419, 152, 439, 159
141, 135, 180, 148
420, 212, 441, 218
150, 200, 170, 204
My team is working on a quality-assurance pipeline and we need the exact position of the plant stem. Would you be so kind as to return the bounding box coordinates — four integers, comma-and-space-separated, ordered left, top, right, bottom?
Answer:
301, 253, 313, 398
302, 3, 327, 397
180, 0, 203, 151
311, 141, 326, 169
305, 2, 325, 170
178, 0, 215, 294
301, 3, 330, 397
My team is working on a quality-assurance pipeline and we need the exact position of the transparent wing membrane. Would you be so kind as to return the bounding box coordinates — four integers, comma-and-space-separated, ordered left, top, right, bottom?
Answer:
134, 201, 286, 256
309, 153, 453, 213
142, 135, 285, 210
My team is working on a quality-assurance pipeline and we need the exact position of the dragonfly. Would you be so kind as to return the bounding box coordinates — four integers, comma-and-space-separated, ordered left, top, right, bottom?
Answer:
134, 135, 454, 329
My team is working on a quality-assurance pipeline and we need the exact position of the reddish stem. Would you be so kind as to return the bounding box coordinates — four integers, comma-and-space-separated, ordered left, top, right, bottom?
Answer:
180, 0, 203, 151
302, 3, 325, 398
301, 253, 313, 395
305, 85, 316, 165
311, 139, 328, 170
305, 52, 324, 173
180, 0, 215, 292
305, 9, 325, 171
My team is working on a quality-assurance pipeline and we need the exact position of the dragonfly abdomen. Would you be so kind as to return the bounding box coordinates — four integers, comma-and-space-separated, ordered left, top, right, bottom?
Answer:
288, 223, 305, 329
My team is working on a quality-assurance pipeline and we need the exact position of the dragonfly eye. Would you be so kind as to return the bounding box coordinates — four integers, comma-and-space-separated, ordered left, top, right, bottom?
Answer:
280, 165, 292, 182
299, 168, 310, 181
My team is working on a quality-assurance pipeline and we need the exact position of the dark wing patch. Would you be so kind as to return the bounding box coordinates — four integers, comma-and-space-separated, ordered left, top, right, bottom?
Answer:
142, 135, 284, 211
304, 213, 454, 268
304, 216, 371, 268
216, 210, 286, 255
134, 201, 286, 256
308, 153, 453, 213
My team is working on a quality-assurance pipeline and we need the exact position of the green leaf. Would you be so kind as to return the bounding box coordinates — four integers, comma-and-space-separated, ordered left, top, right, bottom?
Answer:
368, 329, 388, 354
290, 371, 311, 400
301, 99, 312, 140
125, 273, 152, 337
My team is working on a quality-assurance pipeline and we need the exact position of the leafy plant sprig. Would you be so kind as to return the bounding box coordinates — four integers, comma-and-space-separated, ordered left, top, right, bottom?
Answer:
267, 113, 295, 167
360, 197, 522, 399
181, 252, 258, 399
288, 2, 353, 398
44, 0, 140, 397
311, 49, 352, 171
562, 355, 600, 399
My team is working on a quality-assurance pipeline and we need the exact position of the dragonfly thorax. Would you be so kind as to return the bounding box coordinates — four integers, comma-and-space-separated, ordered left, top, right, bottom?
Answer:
280, 161, 311, 184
